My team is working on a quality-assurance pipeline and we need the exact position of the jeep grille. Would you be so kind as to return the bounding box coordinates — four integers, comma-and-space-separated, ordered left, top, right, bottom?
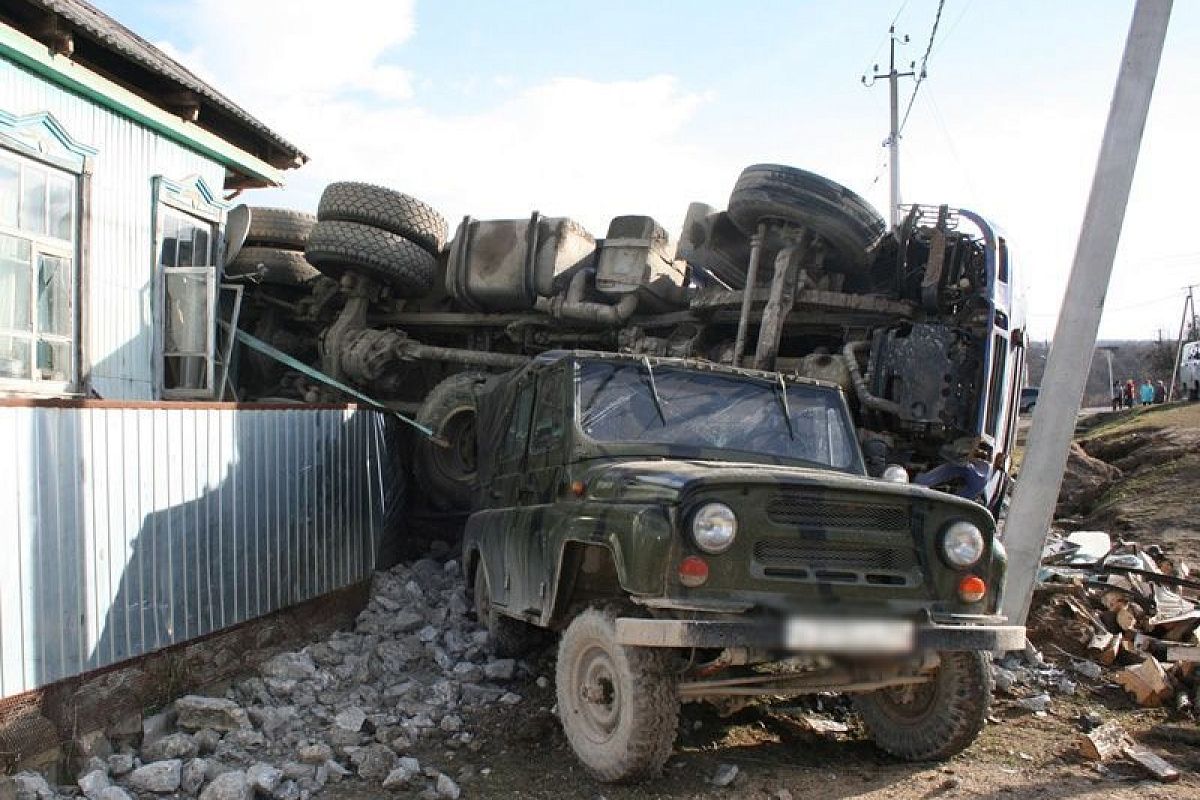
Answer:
765, 491, 910, 531
753, 539, 920, 587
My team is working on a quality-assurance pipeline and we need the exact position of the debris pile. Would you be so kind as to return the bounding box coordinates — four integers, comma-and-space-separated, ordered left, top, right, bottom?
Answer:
1028, 529, 1200, 782
1035, 529, 1200, 710
11, 551, 530, 800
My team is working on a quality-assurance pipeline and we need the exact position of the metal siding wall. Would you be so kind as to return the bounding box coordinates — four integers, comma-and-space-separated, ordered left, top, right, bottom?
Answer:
0, 58, 227, 400
0, 406, 393, 699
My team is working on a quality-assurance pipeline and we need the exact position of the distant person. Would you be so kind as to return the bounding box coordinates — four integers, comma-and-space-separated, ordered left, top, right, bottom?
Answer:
1124, 379, 1136, 409
1139, 379, 1154, 406
1154, 379, 1166, 404
1111, 381, 1122, 411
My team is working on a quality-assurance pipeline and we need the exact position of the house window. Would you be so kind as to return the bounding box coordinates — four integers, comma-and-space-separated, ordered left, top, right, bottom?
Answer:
157, 203, 218, 396
0, 150, 76, 388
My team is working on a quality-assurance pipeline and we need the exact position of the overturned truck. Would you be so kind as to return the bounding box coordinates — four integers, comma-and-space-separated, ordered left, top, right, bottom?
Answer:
225, 164, 1025, 514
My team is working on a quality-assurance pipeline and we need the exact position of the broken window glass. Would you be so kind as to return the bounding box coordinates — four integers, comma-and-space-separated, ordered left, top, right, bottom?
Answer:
37, 253, 70, 337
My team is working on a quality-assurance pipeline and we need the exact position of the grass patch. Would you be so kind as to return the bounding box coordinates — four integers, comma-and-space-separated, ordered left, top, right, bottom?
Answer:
1088, 454, 1197, 517
1079, 402, 1200, 442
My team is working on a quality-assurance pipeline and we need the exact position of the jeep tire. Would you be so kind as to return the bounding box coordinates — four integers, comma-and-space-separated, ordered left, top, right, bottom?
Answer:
727, 163, 886, 272
852, 649, 992, 761
414, 372, 484, 510
473, 563, 542, 658
317, 181, 449, 256
305, 219, 437, 297
556, 607, 679, 783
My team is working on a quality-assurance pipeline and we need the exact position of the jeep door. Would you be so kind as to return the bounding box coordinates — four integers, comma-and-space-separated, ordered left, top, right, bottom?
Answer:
479, 373, 536, 611
503, 366, 569, 619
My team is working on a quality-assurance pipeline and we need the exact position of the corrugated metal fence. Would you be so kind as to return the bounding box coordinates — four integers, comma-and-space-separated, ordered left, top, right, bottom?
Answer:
0, 402, 396, 700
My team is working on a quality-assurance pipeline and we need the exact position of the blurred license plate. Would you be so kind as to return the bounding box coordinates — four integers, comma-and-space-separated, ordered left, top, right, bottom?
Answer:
784, 617, 916, 653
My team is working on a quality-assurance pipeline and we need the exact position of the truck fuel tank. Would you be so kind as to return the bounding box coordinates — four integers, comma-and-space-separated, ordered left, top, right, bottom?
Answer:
445, 213, 595, 312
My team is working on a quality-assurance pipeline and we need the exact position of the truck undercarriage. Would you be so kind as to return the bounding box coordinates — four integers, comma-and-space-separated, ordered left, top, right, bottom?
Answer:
225, 164, 1024, 514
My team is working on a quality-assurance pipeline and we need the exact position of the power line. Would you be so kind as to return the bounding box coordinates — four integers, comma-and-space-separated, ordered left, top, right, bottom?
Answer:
922, 85, 977, 199
929, 0, 974, 58
898, 0, 947, 135
1105, 291, 1186, 312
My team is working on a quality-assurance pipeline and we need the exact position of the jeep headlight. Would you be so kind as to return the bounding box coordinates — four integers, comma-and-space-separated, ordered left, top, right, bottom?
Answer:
941, 521, 985, 568
692, 502, 738, 554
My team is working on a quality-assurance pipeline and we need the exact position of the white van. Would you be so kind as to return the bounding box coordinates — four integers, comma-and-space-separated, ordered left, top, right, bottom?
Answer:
1181, 341, 1200, 400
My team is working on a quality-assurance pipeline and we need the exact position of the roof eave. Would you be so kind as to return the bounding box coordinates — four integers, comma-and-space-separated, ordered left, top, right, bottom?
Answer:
0, 22, 287, 187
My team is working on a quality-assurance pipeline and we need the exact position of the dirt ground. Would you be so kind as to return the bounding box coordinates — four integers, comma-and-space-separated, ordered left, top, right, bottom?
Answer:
332, 402, 1200, 799
330, 675, 1200, 799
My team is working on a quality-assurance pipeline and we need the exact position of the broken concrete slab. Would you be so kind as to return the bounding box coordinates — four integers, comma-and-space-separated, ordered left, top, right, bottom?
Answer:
175, 696, 250, 733
127, 759, 182, 793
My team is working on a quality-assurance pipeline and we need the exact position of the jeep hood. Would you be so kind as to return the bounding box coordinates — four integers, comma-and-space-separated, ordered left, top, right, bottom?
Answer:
583, 458, 990, 516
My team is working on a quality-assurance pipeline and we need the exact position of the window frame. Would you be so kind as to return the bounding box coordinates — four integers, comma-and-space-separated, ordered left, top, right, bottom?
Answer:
0, 145, 80, 394
152, 176, 226, 399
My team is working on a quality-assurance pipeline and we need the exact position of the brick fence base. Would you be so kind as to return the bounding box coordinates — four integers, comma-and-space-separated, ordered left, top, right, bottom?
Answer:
1, 581, 370, 778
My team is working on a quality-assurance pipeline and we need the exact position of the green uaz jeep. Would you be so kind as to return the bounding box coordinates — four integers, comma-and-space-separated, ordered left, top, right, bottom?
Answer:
462, 350, 1024, 783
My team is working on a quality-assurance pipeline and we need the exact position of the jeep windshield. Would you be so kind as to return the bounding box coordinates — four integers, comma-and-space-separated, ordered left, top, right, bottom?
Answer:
578, 361, 862, 471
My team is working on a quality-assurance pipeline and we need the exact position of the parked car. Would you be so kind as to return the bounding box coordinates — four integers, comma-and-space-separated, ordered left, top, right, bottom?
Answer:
1019, 386, 1039, 413
462, 350, 1023, 782
226, 164, 1026, 516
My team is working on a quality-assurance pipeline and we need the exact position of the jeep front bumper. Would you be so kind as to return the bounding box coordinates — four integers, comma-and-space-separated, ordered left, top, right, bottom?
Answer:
614, 616, 1026, 653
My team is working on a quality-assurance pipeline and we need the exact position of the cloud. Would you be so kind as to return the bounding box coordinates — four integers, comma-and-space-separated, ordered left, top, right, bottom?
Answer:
163, 0, 417, 129
150, 0, 724, 239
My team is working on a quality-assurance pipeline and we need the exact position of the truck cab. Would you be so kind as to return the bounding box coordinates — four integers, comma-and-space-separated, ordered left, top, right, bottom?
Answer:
462, 350, 1024, 783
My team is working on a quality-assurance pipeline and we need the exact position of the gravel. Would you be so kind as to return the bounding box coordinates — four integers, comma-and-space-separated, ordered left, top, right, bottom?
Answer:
13, 552, 525, 799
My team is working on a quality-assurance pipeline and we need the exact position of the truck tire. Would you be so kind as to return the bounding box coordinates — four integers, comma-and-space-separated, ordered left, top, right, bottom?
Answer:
853, 650, 992, 761
413, 372, 485, 510
318, 181, 449, 256
727, 164, 887, 272
244, 207, 316, 249
226, 246, 320, 286
556, 607, 679, 783
305, 220, 437, 297
473, 563, 543, 658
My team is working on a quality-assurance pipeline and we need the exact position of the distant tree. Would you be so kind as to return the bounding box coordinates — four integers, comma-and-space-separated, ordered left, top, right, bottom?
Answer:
1149, 339, 1176, 377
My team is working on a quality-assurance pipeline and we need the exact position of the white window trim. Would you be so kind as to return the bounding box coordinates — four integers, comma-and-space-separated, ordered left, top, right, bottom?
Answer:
0, 148, 80, 393
152, 175, 228, 400
0, 110, 94, 396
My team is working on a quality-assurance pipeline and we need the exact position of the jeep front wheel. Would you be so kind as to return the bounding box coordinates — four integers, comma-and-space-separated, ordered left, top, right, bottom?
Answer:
556, 607, 679, 783
852, 650, 993, 761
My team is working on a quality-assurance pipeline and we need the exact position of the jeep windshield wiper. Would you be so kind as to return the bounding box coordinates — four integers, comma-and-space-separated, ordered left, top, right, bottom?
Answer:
640, 357, 667, 426
775, 373, 795, 440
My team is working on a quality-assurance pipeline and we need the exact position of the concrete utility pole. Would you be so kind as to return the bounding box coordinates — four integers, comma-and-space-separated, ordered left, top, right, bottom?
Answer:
1001, 0, 1173, 628
1167, 284, 1196, 401
865, 28, 915, 229
1099, 346, 1119, 403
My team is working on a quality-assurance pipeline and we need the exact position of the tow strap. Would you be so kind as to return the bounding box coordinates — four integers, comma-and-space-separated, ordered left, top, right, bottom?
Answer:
227, 324, 436, 439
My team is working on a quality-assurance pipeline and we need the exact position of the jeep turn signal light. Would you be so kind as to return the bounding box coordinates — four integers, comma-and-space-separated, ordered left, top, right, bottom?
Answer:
678, 556, 709, 587
570, 480, 586, 498
958, 575, 987, 603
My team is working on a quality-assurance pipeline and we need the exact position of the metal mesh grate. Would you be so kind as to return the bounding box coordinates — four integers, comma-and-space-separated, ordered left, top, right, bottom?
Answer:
0, 703, 59, 772
766, 491, 910, 531
755, 540, 914, 571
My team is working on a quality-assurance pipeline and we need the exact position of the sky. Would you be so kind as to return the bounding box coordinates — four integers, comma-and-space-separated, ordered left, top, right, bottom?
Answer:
94, 0, 1200, 342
